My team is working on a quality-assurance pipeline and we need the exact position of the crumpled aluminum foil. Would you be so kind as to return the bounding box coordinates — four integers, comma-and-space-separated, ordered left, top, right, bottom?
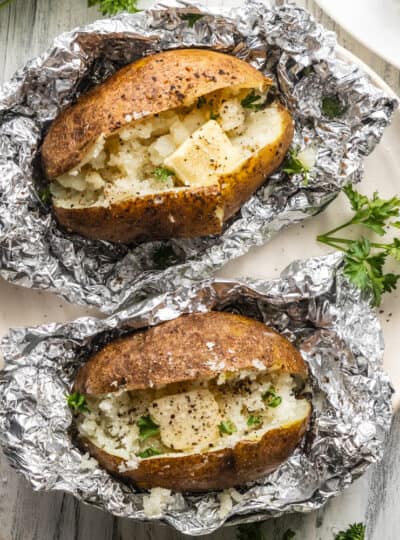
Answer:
0, 1, 397, 313
0, 253, 393, 536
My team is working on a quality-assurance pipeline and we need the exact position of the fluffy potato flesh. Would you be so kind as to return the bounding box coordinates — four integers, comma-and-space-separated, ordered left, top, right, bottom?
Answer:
50, 87, 286, 211
77, 370, 310, 467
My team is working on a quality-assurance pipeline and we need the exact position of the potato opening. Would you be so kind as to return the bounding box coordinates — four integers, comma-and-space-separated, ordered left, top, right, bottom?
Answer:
51, 87, 284, 210
77, 370, 310, 471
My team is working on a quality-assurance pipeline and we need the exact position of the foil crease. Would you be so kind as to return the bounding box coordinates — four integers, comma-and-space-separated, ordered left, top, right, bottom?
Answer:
0, 253, 393, 535
0, 1, 397, 313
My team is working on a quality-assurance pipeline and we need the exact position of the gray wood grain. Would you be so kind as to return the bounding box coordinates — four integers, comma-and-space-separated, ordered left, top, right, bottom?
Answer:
0, 0, 399, 539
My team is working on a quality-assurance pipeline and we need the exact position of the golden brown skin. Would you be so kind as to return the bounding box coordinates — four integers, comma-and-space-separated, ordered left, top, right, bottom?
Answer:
74, 312, 309, 395
42, 49, 269, 179
41, 49, 294, 243
73, 313, 311, 491
80, 415, 310, 491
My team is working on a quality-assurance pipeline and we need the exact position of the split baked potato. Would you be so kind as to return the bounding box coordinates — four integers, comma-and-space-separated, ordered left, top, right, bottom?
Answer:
72, 312, 311, 492
42, 49, 294, 243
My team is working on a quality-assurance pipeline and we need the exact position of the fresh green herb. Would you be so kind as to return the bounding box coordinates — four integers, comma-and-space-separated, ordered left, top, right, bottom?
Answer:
88, 0, 140, 15
153, 166, 175, 182
241, 90, 264, 111
302, 66, 313, 77
282, 147, 311, 182
180, 13, 205, 28
262, 386, 282, 408
39, 186, 51, 205
210, 111, 220, 120
67, 392, 89, 413
218, 420, 237, 435
282, 530, 296, 540
317, 185, 400, 306
137, 447, 162, 458
197, 96, 207, 108
335, 522, 366, 540
237, 522, 266, 540
321, 94, 347, 119
247, 415, 262, 427
137, 415, 160, 441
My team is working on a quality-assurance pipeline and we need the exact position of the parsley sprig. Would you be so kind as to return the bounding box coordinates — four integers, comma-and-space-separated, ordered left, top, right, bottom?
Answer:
137, 447, 162, 458
241, 90, 264, 111
137, 415, 160, 441
88, 0, 140, 15
153, 166, 176, 182
66, 392, 90, 413
180, 13, 205, 28
321, 94, 347, 119
262, 386, 282, 408
219, 420, 237, 435
335, 522, 366, 540
317, 184, 400, 306
282, 147, 312, 183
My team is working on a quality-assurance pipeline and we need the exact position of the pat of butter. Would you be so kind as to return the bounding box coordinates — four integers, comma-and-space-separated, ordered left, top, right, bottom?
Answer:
164, 120, 241, 187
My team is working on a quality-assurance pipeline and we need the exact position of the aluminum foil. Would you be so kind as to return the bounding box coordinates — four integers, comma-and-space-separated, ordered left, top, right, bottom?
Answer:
0, 253, 393, 536
0, 1, 397, 313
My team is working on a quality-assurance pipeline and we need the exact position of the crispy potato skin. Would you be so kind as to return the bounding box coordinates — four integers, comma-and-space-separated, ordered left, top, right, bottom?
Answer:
42, 49, 269, 179
53, 185, 224, 243
74, 312, 309, 395
80, 413, 310, 491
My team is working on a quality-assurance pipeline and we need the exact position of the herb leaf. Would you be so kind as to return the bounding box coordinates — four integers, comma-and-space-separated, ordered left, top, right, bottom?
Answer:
153, 167, 175, 182
262, 386, 282, 408
241, 90, 264, 111
180, 13, 205, 28
137, 447, 162, 458
282, 147, 312, 182
197, 96, 207, 108
219, 420, 237, 435
137, 416, 160, 441
321, 94, 347, 119
210, 111, 220, 120
67, 392, 89, 413
88, 0, 140, 16
247, 415, 262, 427
335, 522, 366, 540
386, 238, 400, 261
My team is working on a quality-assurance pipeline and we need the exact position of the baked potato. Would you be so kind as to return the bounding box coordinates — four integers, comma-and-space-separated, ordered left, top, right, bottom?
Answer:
72, 312, 311, 492
42, 49, 294, 243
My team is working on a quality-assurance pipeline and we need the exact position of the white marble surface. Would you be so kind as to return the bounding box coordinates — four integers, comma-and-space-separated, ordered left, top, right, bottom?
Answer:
0, 1, 399, 539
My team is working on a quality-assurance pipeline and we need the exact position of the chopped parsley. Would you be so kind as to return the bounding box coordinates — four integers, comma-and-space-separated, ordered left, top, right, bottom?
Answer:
88, 0, 140, 16
39, 186, 51, 205
335, 523, 366, 540
262, 386, 282, 408
210, 111, 220, 120
66, 392, 89, 413
247, 415, 262, 427
219, 420, 237, 435
197, 96, 207, 108
282, 147, 311, 182
137, 415, 160, 441
321, 94, 347, 119
153, 166, 175, 182
137, 447, 162, 459
180, 13, 205, 28
241, 90, 264, 111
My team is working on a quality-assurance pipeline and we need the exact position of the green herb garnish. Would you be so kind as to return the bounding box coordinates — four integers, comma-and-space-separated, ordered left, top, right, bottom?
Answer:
67, 392, 89, 413
335, 523, 366, 540
218, 420, 237, 435
153, 166, 175, 182
317, 184, 400, 306
197, 96, 207, 108
39, 186, 51, 205
282, 147, 311, 182
137, 415, 160, 441
241, 90, 264, 111
88, 0, 140, 15
210, 111, 220, 120
180, 13, 205, 28
247, 415, 262, 427
137, 447, 162, 458
262, 386, 282, 408
321, 94, 347, 119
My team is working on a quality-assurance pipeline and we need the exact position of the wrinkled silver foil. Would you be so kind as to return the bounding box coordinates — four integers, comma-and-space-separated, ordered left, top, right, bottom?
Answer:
0, 253, 393, 536
0, 1, 397, 313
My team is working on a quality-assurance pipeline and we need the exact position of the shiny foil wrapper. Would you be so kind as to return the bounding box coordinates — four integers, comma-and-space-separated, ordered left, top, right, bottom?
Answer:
0, 253, 393, 535
0, 1, 397, 313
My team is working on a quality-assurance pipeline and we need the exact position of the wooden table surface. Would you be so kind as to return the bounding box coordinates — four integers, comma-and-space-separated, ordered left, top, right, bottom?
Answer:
0, 1, 399, 539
